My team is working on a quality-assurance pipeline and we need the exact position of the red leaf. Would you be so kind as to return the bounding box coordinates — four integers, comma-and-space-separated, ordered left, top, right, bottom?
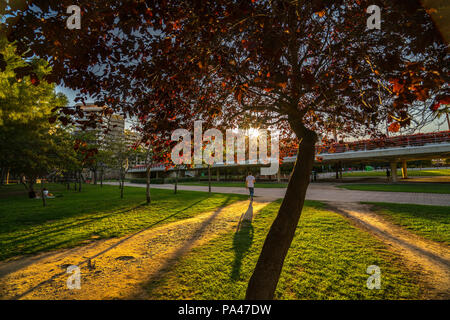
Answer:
439, 96, 450, 105
389, 78, 404, 95
388, 122, 400, 133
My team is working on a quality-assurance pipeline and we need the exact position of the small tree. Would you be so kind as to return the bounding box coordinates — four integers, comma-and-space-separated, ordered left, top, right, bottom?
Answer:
71, 130, 100, 192
144, 145, 152, 204
105, 131, 139, 199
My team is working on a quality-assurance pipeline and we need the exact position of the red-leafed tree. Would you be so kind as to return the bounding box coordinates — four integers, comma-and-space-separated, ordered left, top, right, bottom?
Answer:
4, 0, 448, 299
136, 130, 174, 204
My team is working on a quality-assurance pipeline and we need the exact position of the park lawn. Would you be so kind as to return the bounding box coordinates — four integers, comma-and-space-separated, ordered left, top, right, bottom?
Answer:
0, 184, 247, 261
144, 200, 421, 300
179, 181, 288, 188
365, 202, 450, 244
337, 183, 450, 194
343, 169, 450, 177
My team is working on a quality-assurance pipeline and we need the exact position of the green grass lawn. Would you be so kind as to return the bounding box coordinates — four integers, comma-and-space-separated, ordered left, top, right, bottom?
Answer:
337, 183, 450, 194
0, 184, 246, 261
179, 181, 288, 188
143, 200, 421, 299
343, 169, 450, 177
365, 202, 450, 244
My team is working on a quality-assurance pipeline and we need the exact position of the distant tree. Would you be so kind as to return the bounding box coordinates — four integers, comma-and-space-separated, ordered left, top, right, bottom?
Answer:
135, 127, 175, 202
105, 130, 140, 199
0, 36, 68, 200
71, 129, 101, 191
143, 143, 152, 204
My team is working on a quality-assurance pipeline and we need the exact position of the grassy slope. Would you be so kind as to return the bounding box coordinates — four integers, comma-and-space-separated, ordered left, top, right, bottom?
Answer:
144, 201, 421, 300
179, 182, 288, 188
343, 169, 450, 177
0, 184, 246, 261
337, 183, 450, 194
365, 202, 450, 244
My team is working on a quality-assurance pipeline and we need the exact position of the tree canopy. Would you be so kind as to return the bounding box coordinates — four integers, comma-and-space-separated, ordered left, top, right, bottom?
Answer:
0, 35, 69, 188
3, 1, 448, 138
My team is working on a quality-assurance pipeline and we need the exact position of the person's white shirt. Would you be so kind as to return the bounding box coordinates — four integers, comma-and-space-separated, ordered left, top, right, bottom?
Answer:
43, 190, 49, 197
246, 175, 255, 188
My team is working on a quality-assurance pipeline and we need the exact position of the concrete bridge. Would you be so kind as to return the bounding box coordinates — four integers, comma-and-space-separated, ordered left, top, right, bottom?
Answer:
285, 131, 450, 181
128, 131, 450, 182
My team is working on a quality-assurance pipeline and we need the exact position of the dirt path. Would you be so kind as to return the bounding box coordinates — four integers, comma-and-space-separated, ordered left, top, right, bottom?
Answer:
0, 200, 269, 300
326, 201, 450, 299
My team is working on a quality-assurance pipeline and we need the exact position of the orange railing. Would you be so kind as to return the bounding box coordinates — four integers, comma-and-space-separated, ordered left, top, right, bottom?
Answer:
314, 131, 450, 155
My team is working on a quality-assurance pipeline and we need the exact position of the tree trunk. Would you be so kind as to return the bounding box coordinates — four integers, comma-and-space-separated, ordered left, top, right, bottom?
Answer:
335, 163, 339, 179
0, 168, 10, 185
64, 173, 70, 190
208, 165, 211, 193
120, 170, 124, 199
446, 113, 450, 131
146, 166, 151, 204
93, 169, 97, 185
245, 123, 317, 300
174, 167, 178, 194
24, 177, 36, 196
78, 171, 82, 192
100, 168, 103, 188
41, 180, 46, 207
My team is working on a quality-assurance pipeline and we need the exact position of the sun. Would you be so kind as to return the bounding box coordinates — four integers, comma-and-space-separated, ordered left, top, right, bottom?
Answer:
248, 128, 260, 138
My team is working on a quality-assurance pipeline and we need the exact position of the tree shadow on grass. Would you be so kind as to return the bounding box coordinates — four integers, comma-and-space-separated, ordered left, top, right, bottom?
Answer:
0, 203, 148, 260
1, 193, 218, 261
8, 197, 212, 299
126, 195, 238, 299
230, 223, 254, 281
231, 202, 254, 280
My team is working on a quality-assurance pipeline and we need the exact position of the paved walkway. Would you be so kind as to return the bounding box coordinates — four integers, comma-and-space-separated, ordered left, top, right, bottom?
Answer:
108, 182, 450, 206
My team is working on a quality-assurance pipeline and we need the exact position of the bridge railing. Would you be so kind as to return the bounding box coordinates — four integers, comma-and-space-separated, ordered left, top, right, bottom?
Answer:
315, 131, 450, 155
129, 131, 450, 170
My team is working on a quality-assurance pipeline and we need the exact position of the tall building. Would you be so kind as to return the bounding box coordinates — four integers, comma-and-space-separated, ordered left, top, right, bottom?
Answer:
73, 104, 126, 181
75, 104, 125, 143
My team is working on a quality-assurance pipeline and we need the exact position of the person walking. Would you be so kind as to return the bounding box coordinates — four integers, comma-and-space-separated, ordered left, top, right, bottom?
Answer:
245, 171, 256, 201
